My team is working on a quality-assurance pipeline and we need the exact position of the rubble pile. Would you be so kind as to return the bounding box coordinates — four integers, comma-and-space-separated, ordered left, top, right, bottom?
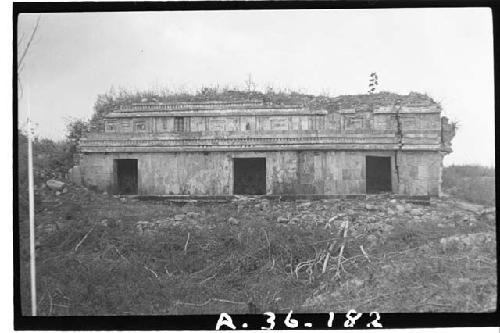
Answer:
26, 180, 496, 314
35, 180, 495, 249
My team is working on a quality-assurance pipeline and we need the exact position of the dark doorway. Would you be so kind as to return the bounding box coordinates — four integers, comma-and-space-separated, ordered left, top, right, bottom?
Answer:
233, 158, 266, 195
366, 156, 392, 194
114, 159, 138, 195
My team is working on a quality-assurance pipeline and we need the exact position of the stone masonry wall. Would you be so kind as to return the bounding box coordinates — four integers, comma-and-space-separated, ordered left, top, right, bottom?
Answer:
80, 150, 442, 196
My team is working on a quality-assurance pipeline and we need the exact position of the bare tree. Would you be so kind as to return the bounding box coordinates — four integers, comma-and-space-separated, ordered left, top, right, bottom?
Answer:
17, 15, 41, 97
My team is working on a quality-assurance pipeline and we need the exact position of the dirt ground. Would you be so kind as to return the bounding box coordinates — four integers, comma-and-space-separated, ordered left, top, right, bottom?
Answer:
19, 184, 497, 315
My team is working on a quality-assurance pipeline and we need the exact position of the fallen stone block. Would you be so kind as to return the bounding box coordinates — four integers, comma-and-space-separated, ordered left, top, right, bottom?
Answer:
277, 216, 289, 223
174, 214, 185, 221
46, 179, 66, 191
410, 208, 424, 216
67, 166, 82, 185
186, 212, 201, 219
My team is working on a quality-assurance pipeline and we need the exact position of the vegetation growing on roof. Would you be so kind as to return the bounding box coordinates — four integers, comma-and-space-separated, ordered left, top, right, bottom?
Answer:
88, 86, 439, 132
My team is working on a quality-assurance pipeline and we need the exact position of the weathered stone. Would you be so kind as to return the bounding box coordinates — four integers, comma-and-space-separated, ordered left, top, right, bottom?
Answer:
67, 166, 82, 185
46, 179, 65, 191
366, 234, 378, 246
301, 214, 317, 222
482, 207, 495, 215
440, 232, 494, 252
346, 278, 364, 288
174, 214, 185, 221
365, 203, 378, 211
395, 205, 405, 214
228, 217, 239, 225
454, 201, 484, 214
484, 213, 496, 223
277, 216, 289, 224
186, 212, 201, 219
55, 191, 61, 196
78, 97, 450, 196
366, 222, 394, 234
62, 187, 68, 194
143, 229, 155, 237
410, 208, 424, 216
298, 202, 312, 209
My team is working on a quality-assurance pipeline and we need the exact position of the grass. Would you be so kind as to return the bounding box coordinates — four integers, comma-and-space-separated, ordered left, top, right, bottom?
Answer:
442, 165, 495, 206
19, 184, 496, 315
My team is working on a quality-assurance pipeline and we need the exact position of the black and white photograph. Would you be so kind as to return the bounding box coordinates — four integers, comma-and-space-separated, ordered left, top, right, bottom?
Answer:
13, 2, 497, 329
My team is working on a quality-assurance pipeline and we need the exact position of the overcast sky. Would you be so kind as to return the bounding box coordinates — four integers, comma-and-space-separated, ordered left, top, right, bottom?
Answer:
17, 8, 494, 166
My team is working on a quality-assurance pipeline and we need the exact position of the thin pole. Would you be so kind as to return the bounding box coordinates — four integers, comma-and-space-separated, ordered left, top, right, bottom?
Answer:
27, 82, 37, 316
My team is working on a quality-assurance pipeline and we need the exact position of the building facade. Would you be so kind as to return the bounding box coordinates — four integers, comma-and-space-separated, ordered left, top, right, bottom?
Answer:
76, 95, 455, 196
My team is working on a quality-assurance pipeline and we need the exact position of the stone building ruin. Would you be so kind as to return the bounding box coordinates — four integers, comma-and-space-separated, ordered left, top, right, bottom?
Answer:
75, 92, 455, 197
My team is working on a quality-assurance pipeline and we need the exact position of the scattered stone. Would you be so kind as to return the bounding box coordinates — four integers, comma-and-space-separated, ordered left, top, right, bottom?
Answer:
480, 207, 496, 223
155, 218, 170, 225
290, 217, 300, 224
143, 229, 155, 237
366, 222, 394, 235
277, 216, 289, 224
366, 234, 378, 246
482, 207, 495, 215
103, 191, 108, 196
395, 204, 405, 214
62, 187, 68, 194
440, 232, 494, 252
301, 214, 316, 222
100, 219, 109, 227
186, 212, 201, 219
46, 179, 65, 191
298, 202, 312, 209
483, 213, 496, 223
237, 204, 244, 213
228, 217, 239, 225
346, 278, 364, 288
331, 218, 348, 231
120, 197, 127, 203
55, 191, 61, 196
365, 203, 378, 211
410, 208, 424, 216
454, 201, 484, 215
174, 214, 185, 221
387, 208, 396, 215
